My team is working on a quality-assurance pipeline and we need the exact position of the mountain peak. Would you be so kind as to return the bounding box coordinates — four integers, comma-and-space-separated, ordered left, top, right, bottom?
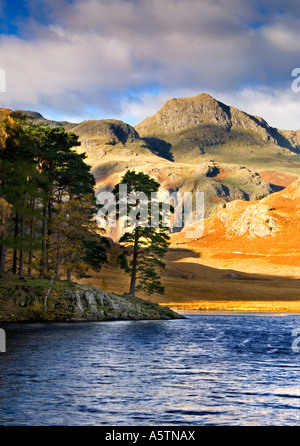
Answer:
69, 119, 139, 144
133, 91, 300, 165
165, 92, 219, 105
134, 92, 285, 144
135, 92, 233, 136
11, 110, 44, 119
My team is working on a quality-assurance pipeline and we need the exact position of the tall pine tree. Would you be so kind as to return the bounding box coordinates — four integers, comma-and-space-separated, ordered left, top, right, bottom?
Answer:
111, 170, 170, 297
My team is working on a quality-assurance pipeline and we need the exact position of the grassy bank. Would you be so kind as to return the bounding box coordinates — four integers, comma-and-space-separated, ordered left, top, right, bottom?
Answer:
0, 273, 183, 322
78, 247, 300, 313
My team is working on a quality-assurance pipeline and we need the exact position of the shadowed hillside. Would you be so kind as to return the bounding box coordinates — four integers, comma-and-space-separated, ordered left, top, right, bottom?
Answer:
171, 178, 300, 278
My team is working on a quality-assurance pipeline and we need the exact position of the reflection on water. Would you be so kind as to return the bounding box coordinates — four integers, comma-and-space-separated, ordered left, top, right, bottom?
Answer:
0, 313, 299, 426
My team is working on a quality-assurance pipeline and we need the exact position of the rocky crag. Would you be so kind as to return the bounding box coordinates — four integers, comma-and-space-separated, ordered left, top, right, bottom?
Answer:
172, 178, 300, 249
135, 93, 292, 144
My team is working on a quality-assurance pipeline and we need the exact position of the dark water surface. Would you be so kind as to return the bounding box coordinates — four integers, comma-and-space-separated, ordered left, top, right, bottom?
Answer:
0, 313, 299, 426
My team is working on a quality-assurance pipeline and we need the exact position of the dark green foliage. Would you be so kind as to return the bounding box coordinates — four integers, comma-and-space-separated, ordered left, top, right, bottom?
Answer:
0, 117, 107, 279
119, 252, 130, 272
82, 238, 109, 272
111, 170, 171, 297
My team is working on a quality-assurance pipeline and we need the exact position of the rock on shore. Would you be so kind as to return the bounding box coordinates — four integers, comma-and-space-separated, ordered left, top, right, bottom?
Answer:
0, 275, 184, 322
63, 284, 184, 322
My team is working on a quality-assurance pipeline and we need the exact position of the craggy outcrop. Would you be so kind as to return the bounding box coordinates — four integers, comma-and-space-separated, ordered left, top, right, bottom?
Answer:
63, 284, 184, 321
135, 93, 293, 146
0, 276, 184, 322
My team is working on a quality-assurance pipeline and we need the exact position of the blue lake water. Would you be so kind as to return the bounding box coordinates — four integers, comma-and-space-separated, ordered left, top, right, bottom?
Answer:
0, 313, 299, 426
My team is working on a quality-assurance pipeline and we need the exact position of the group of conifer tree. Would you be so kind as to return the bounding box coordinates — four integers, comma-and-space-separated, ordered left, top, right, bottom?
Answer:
0, 116, 171, 297
0, 117, 108, 280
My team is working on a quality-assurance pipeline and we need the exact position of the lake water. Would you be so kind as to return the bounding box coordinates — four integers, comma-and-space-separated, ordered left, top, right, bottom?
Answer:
0, 313, 299, 426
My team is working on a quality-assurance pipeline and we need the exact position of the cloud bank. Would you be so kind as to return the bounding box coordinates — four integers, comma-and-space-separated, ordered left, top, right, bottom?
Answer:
0, 0, 299, 128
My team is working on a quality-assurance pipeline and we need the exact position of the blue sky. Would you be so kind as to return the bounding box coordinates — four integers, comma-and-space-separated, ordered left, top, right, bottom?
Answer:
0, 1, 28, 35
0, 0, 300, 129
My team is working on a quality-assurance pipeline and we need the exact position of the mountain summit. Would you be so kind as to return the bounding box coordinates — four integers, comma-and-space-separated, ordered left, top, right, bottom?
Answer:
135, 93, 294, 146
134, 93, 300, 167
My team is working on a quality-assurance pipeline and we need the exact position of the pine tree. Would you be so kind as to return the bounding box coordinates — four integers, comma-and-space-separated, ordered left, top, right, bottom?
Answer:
111, 170, 170, 297
0, 117, 39, 274
0, 118, 108, 279
48, 195, 107, 281
28, 126, 81, 276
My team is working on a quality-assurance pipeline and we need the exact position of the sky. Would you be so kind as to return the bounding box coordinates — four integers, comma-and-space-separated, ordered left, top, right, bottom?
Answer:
0, 0, 300, 129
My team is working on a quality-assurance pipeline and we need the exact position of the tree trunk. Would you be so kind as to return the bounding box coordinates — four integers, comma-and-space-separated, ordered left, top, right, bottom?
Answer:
129, 233, 139, 296
0, 201, 10, 274
0, 221, 7, 274
0, 245, 6, 274
19, 213, 25, 276
40, 203, 48, 276
67, 252, 72, 281
46, 199, 52, 264
28, 199, 35, 277
12, 212, 19, 275
55, 220, 61, 279
27, 249, 33, 277
43, 258, 65, 314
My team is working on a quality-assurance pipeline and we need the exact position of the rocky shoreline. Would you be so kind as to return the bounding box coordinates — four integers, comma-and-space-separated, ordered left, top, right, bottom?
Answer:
62, 284, 184, 322
0, 275, 184, 322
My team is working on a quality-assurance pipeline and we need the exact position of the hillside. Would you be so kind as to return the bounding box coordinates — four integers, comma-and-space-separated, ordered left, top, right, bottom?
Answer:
2, 93, 300, 219
171, 178, 300, 276
79, 179, 300, 312
62, 94, 300, 217
135, 93, 300, 184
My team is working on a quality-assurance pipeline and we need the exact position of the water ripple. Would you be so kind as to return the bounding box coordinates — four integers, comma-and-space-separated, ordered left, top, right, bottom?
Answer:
0, 314, 299, 426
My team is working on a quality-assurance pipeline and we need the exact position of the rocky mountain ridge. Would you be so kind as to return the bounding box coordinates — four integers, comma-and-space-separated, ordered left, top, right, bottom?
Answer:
4, 92, 300, 154
135, 93, 297, 149
1, 93, 299, 219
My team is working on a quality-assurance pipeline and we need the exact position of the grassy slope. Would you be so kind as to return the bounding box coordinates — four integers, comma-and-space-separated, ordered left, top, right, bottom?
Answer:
79, 253, 300, 313
79, 181, 300, 313
0, 274, 73, 321
144, 125, 299, 175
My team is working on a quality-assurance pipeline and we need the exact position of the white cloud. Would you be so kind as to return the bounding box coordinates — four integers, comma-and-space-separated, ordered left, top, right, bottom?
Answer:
263, 22, 300, 52
214, 87, 300, 130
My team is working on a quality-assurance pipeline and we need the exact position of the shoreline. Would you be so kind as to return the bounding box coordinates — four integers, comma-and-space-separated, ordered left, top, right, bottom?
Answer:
0, 274, 184, 323
161, 301, 300, 314
173, 310, 300, 316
